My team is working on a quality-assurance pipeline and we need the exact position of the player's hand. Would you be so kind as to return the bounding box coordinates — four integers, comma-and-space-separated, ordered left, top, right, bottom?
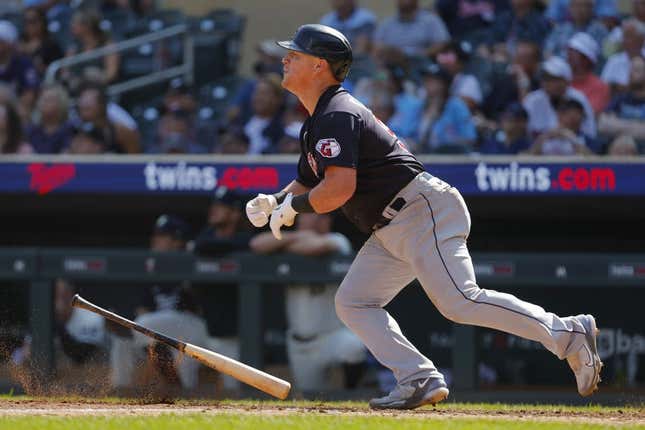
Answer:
246, 193, 278, 227
270, 193, 297, 240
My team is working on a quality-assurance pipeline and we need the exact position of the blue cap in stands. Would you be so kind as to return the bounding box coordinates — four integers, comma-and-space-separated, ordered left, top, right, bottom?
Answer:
154, 214, 191, 241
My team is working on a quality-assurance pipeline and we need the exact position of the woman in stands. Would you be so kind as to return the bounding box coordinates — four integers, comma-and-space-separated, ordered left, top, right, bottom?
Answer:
0, 100, 33, 154
18, 7, 63, 76
64, 9, 120, 86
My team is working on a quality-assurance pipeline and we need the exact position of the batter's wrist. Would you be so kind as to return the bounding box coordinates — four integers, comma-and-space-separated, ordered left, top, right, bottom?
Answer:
291, 193, 315, 213
272, 190, 288, 204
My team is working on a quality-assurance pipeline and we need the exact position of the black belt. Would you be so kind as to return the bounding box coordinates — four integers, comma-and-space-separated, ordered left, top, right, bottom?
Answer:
372, 196, 407, 231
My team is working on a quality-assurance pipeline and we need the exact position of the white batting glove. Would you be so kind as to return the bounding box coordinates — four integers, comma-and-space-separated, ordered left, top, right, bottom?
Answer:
245, 193, 278, 228
270, 193, 297, 240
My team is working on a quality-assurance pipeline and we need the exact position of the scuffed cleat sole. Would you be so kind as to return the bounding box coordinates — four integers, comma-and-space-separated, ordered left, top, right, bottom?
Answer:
420, 387, 449, 407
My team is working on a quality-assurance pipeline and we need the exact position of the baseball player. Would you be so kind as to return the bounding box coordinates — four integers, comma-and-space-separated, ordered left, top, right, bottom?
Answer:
246, 24, 602, 410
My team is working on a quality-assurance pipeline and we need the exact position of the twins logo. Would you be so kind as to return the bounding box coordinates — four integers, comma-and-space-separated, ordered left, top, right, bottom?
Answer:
315, 138, 341, 158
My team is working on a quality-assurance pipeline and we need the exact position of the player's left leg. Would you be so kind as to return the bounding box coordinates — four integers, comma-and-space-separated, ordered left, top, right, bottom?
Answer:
335, 234, 448, 409
401, 182, 601, 396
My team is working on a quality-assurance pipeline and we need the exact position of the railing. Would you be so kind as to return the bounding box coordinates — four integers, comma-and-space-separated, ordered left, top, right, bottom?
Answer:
44, 24, 194, 98
2, 248, 644, 392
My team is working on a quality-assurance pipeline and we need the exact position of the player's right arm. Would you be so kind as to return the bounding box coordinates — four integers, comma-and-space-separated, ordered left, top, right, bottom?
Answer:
246, 148, 317, 228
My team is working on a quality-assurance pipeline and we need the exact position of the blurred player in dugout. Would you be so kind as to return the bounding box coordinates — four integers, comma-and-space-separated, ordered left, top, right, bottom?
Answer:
109, 214, 209, 394
250, 212, 366, 393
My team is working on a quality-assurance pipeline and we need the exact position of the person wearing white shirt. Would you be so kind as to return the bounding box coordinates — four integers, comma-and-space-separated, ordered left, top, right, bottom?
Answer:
523, 56, 596, 138
601, 18, 645, 92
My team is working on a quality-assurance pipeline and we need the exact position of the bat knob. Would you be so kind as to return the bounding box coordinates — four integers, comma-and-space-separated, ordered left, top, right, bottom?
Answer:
71, 293, 81, 308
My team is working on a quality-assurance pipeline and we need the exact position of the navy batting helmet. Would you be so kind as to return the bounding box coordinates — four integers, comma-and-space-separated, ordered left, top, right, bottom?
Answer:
277, 24, 352, 81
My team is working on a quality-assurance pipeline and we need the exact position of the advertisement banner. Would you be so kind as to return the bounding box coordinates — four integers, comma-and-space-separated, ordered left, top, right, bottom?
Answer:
1, 160, 643, 196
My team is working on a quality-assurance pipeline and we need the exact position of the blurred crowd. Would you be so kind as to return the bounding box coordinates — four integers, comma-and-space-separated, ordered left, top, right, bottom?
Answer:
0, 0, 643, 156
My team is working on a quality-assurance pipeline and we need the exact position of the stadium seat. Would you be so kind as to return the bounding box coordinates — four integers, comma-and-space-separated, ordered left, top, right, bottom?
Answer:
100, 9, 136, 41
130, 104, 161, 150
0, 11, 23, 33
188, 9, 246, 86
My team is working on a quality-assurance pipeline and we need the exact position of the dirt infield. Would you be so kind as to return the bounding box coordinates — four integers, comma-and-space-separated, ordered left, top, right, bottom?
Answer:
0, 400, 642, 426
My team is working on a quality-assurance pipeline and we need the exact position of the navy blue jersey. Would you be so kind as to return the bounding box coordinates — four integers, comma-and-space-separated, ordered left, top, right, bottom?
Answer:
296, 85, 424, 233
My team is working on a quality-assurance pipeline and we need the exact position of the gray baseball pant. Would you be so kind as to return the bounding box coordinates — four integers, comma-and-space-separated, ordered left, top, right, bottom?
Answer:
335, 172, 586, 385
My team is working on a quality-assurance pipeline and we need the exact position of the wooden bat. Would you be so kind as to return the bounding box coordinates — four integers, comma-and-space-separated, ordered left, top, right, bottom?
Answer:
71, 294, 291, 399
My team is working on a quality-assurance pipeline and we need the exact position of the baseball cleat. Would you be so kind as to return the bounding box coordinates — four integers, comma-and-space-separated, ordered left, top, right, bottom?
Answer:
369, 377, 449, 410
566, 314, 603, 396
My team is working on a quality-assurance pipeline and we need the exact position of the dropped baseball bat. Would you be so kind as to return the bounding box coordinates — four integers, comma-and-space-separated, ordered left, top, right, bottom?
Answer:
71, 294, 291, 399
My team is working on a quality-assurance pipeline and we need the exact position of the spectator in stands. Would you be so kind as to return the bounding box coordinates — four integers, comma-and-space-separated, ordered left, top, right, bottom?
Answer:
79, 70, 140, 134
489, 0, 550, 58
377, 65, 424, 140
527, 98, 595, 155
483, 39, 541, 119
320, 0, 377, 55
567, 32, 610, 114
76, 82, 140, 153
602, 18, 645, 94
479, 102, 531, 154
544, 0, 618, 24
18, 7, 63, 77
26, 0, 72, 20
372, 0, 450, 66
250, 212, 366, 393
523, 56, 596, 138
367, 87, 395, 124
227, 40, 284, 125
234, 73, 285, 154
599, 55, 645, 141
278, 120, 304, 154
67, 121, 108, 155
65, 9, 120, 85
0, 101, 32, 154
193, 186, 253, 256
214, 128, 250, 154
417, 63, 477, 153
162, 77, 197, 117
435, 41, 483, 110
543, 0, 608, 60
152, 107, 204, 154
110, 214, 210, 394
436, 0, 511, 46
0, 20, 40, 122
607, 134, 640, 155
27, 84, 73, 154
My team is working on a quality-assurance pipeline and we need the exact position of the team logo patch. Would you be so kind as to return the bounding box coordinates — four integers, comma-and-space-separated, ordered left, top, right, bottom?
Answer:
315, 138, 341, 158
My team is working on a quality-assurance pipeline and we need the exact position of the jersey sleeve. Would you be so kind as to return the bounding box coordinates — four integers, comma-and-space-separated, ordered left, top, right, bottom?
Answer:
312, 112, 359, 171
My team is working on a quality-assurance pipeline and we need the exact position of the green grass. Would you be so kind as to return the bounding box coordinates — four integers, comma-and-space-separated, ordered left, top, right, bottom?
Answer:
0, 397, 642, 430
0, 414, 640, 430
